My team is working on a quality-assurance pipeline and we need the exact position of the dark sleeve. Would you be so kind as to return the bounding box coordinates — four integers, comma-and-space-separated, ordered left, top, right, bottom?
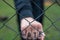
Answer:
14, 0, 34, 20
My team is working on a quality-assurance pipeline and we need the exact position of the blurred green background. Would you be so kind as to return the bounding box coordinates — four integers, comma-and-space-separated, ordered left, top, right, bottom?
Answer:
0, 0, 60, 40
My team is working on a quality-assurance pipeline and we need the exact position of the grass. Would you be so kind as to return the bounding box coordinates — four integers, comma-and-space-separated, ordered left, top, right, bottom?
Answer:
0, 0, 60, 40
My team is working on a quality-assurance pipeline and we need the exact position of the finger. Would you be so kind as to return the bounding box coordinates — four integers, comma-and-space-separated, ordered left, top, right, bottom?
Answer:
27, 32, 32, 40
38, 35, 44, 40
26, 26, 38, 39
22, 29, 27, 39
41, 36, 44, 40
26, 26, 33, 39
32, 29, 38, 39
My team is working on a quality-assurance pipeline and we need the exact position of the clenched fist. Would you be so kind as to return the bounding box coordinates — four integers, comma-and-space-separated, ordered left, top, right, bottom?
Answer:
21, 17, 45, 40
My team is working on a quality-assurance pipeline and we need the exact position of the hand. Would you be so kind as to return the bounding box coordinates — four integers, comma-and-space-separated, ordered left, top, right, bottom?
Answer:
21, 17, 45, 40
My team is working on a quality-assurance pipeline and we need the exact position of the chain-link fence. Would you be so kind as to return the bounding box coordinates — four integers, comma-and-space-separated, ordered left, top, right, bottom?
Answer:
0, 0, 60, 40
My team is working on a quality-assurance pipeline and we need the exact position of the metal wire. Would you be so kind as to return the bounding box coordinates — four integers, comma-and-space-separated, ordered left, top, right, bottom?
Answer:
0, 0, 60, 40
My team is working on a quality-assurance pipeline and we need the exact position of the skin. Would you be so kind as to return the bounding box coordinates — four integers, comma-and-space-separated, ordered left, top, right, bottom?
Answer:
21, 17, 45, 40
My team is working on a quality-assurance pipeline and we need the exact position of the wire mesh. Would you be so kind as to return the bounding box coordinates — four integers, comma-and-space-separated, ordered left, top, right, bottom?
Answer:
0, 0, 60, 40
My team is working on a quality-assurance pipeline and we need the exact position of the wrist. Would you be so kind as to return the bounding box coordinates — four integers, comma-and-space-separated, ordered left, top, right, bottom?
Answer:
21, 17, 34, 22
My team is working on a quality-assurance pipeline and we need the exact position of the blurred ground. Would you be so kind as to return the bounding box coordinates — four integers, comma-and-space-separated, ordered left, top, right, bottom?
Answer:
0, 0, 60, 40
44, 1, 52, 6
